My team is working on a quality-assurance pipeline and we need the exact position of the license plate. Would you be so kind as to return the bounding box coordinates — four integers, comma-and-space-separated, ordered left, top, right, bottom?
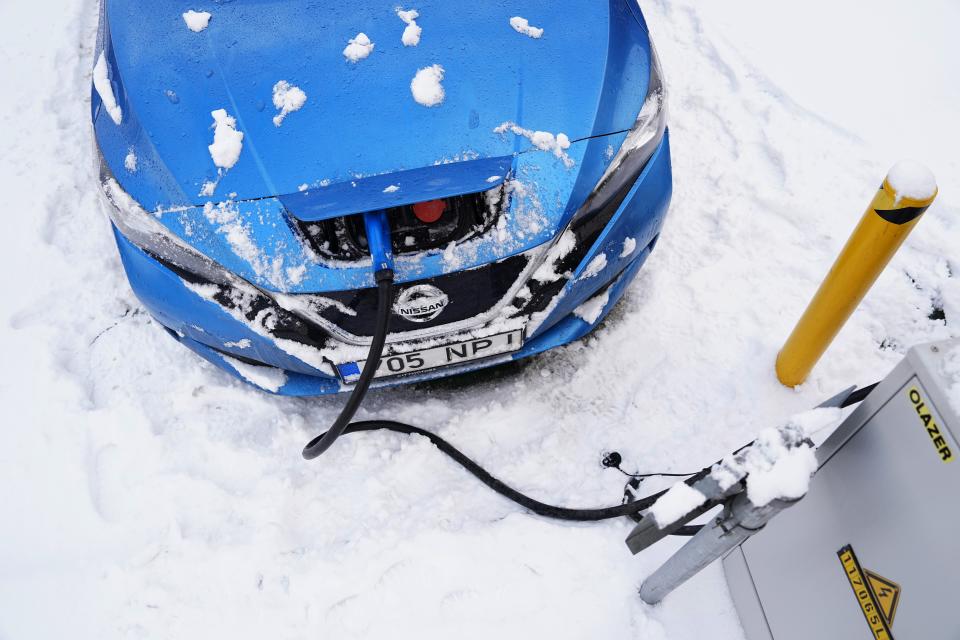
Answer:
336, 329, 524, 382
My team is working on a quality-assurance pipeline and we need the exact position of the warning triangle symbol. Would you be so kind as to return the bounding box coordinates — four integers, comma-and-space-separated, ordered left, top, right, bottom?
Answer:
865, 569, 901, 626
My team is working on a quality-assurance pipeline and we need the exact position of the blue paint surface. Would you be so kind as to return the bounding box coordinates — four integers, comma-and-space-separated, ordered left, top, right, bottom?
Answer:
279, 156, 513, 222
95, 0, 652, 209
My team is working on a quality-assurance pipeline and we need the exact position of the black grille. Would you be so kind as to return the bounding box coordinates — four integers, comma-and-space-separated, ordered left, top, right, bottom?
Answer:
294, 188, 505, 262
310, 252, 531, 337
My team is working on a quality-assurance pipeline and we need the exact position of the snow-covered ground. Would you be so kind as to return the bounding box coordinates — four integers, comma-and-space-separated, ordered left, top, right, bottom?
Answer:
1, 1, 958, 638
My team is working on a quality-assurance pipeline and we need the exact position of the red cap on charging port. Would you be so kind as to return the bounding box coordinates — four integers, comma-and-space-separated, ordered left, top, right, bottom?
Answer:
412, 199, 446, 224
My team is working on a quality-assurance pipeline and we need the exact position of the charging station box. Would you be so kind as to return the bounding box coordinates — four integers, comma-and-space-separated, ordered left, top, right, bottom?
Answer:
724, 339, 959, 639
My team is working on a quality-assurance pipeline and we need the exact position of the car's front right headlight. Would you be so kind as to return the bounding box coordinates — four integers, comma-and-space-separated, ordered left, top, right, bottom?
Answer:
575, 41, 668, 219
98, 164, 232, 286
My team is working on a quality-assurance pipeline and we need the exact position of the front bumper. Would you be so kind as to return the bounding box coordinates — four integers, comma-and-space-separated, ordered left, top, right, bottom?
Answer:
113, 134, 673, 396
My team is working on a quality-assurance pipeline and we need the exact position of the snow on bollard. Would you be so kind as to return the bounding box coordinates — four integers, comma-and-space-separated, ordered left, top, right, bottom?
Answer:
776, 161, 938, 387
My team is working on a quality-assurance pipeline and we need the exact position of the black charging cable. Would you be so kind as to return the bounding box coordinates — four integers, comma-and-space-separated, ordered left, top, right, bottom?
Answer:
301, 269, 394, 460
301, 210, 881, 528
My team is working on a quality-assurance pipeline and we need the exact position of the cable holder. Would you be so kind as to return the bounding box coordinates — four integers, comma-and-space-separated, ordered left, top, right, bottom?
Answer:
628, 385, 859, 604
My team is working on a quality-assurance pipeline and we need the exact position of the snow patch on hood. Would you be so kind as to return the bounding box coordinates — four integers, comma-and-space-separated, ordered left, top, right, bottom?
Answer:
411, 64, 445, 107
509, 16, 543, 39
208, 109, 243, 170
271, 81, 307, 127
343, 33, 374, 62
182, 10, 212, 33
397, 8, 422, 46
203, 201, 291, 290
494, 122, 574, 168
93, 53, 122, 125
124, 148, 138, 173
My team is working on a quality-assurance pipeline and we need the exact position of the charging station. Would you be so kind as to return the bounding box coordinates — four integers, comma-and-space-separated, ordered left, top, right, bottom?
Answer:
724, 339, 959, 639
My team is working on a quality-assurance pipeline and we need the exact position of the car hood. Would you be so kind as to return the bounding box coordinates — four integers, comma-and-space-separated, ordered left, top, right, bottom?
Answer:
96, 0, 653, 210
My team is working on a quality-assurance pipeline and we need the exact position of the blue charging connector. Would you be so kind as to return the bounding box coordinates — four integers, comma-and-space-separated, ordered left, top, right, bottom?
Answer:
363, 210, 395, 275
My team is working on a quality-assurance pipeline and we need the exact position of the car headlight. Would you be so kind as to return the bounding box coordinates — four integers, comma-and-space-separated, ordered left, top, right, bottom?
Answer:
98, 158, 233, 286
576, 41, 667, 218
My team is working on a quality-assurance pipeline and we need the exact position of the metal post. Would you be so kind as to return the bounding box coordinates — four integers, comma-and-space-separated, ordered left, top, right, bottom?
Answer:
776, 163, 938, 387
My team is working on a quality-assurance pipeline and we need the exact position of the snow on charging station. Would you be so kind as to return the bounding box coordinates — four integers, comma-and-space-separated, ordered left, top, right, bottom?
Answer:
627, 163, 960, 640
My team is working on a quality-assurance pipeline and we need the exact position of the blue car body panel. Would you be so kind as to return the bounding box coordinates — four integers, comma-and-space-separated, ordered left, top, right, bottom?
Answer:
95, 0, 652, 210
278, 156, 515, 223
112, 134, 672, 395
144, 140, 605, 293
93, 0, 673, 395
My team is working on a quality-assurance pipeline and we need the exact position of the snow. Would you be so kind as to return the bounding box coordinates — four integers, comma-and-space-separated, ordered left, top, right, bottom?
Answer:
383, 184, 400, 193
124, 148, 137, 173
402, 22, 422, 47
220, 354, 287, 393
3, 1, 960, 639
182, 10, 211, 33
531, 229, 577, 283
650, 482, 707, 528
342, 32, 374, 63
942, 344, 960, 418
285, 264, 307, 285
224, 339, 252, 349
494, 122, 574, 168
199, 179, 217, 197
203, 201, 288, 290
574, 288, 611, 325
411, 64, 445, 107
92, 52, 122, 125
887, 160, 937, 202
620, 237, 637, 258
653, 408, 841, 528
207, 108, 243, 170
510, 16, 544, 39
271, 80, 307, 127
743, 440, 819, 508
712, 408, 842, 507
580, 253, 607, 280
396, 8, 422, 46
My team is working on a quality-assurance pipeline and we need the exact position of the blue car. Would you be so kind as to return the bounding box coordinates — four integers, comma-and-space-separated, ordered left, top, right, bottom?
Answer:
92, 0, 672, 397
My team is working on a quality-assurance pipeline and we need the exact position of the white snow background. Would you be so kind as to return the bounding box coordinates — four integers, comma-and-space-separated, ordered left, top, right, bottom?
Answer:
1, 1, 959, 638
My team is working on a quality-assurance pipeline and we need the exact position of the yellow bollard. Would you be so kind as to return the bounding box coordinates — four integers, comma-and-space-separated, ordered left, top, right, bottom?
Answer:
776, 162, 938, 387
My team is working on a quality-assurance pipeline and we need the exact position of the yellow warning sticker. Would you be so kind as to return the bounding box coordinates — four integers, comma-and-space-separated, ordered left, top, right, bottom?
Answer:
907, 386, 955, 463
865, 570, 901, 626
838, 545, 900, 639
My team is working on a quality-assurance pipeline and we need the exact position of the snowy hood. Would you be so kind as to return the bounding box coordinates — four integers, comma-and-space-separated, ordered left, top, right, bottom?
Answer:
95, 0, 654, 210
